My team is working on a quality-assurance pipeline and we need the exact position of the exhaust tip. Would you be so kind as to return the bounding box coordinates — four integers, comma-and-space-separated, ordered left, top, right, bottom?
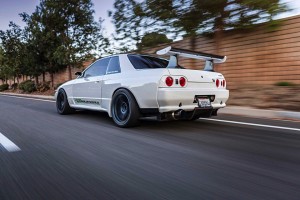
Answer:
172, 109, 185, 120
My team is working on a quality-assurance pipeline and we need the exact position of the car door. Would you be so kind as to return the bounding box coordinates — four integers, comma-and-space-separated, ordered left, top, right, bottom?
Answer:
72, 57, 110, 108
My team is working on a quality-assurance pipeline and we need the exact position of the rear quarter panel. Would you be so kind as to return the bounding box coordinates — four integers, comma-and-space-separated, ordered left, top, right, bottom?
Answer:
101, 55, 170, 116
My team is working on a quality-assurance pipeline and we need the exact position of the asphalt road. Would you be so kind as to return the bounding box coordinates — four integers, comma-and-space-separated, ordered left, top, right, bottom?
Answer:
0, 94, 300, 200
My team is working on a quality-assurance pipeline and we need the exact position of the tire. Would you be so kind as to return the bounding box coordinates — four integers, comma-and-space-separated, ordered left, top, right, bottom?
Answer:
111, 89, 140, 127
56, 89, 75, 115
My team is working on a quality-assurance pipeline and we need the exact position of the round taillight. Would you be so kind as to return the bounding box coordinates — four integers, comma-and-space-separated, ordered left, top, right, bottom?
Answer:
179, 77, 186, 87
165, 76, 173, 87
216, 79, 220, 87
223, 80, 226, 88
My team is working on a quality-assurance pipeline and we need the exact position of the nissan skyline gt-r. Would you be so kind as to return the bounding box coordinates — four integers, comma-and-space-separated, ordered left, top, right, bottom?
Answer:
55, 46, 229, 127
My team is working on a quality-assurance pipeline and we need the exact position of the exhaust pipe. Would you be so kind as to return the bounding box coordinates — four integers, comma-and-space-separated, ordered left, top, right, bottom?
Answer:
172, 109, 185, 120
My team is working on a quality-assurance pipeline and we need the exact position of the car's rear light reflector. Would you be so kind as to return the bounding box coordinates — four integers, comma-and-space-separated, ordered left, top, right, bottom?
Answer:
165, 76, 174, 87
216, 79, 220, 88
179, 77, 186, 87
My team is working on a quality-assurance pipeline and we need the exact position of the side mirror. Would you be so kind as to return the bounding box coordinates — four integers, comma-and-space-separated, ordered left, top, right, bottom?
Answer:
75, 71, 82, 76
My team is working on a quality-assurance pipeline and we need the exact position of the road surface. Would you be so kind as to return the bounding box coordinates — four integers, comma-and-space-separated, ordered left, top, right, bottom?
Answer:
0, 94, 300, 200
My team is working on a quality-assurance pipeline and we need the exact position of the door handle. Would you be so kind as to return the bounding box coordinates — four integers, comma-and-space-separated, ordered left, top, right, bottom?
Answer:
95, 81, 100, 83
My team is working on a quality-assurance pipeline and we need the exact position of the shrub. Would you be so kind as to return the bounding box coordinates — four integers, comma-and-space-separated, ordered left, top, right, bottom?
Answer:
275, 82, 295, 87
19, 80, 36, 93
11, 83, 18, 90
0, 84, 9, 91
37, 81, 50, 92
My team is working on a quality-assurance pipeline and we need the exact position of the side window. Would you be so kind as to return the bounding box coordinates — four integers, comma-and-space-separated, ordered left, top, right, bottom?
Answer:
84, 58, 110, 77
106, 56, 121, 74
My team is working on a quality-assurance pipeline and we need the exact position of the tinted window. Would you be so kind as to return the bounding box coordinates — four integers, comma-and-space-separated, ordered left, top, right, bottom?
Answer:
84, 58, 110, 77
128, 55, 168, 69
106, 56, 121, 74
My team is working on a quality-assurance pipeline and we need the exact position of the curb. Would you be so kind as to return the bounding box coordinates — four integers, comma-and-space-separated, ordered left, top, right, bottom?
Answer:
1, 92, 300, 120
0, 92, 54, 101
219, 106, 300, 120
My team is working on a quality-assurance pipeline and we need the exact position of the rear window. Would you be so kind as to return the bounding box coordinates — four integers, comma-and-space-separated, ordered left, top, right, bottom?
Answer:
128, 55, 168, 69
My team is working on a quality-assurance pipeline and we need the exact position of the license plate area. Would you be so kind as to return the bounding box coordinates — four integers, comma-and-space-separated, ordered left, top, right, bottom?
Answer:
196, 96, 211, 108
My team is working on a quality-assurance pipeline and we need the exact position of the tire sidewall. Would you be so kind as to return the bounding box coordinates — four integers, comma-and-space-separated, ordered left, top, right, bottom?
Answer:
111, 89, 139, 127
56, 88, 70, 114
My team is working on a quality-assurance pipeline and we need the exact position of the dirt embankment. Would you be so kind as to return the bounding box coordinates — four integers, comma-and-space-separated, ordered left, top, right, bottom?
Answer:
228, 86, 300, 111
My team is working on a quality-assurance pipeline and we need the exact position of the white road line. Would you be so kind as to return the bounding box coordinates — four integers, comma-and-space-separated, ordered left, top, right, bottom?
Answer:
0, 94, 55, 102
200, 118, 300, 132
0, 132, 21, 152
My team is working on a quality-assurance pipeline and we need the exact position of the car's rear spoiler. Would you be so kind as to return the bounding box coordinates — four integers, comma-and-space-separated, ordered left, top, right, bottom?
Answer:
156, 46, 227, 71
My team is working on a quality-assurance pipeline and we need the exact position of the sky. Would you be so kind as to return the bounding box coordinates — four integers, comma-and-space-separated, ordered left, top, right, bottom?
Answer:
0, 0, 115, 36
0, 0, 300, 36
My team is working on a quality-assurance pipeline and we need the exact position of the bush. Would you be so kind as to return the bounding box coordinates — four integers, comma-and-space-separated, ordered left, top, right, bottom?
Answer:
0, 84, 9, 91
11, 83, 18, 90
19, 80, 36, 93
275, 82, 295, 87
37, 81, 50, 92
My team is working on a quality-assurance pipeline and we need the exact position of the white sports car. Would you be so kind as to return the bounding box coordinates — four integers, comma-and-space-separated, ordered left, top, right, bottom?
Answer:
55, 46, 229, 127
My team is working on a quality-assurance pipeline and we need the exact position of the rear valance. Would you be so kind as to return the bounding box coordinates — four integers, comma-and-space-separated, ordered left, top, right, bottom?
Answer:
156, 46, 226, 63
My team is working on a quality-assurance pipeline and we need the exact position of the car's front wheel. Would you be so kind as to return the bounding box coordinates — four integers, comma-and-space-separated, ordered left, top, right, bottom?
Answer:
111, 89, 140, 127
56, 89, 75, 115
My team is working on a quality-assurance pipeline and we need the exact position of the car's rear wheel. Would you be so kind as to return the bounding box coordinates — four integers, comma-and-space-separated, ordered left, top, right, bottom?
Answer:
56, 89, 75, 115
111, 89, 140, 127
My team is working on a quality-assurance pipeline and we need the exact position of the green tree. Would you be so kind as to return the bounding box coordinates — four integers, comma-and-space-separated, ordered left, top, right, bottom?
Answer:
146, 0, 289, 49
22, 0, 106, 83
96, 18, 113, 57
19, 11, 47, 84
109, 0, 171, 50
0, 22, 26, 84
136, 32, 172, 50
0, 45, 7, 83
109, 0, 145, 48
21, 6, 65, 85
111, 0, 289, 50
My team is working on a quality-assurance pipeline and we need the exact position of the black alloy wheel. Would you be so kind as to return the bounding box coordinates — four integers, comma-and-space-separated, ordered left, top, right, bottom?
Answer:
56, 89, 75, 114
111, 89, 140, 127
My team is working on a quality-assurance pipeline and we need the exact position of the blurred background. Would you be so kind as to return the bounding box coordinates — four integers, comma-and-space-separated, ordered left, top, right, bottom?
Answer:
0, 0, 299, 111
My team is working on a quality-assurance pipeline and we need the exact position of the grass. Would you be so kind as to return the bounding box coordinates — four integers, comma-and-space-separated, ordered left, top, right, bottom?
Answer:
275, 82, 296, 87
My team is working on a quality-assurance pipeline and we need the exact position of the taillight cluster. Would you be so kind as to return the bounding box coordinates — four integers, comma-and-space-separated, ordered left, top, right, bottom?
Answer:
216, 79, 226, 88
179, 77, 186, 87
165, 76, 187, 87
165, 76, 173, 87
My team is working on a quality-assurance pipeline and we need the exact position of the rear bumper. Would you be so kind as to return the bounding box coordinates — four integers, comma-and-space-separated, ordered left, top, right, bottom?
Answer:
157, 88, 229, 113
